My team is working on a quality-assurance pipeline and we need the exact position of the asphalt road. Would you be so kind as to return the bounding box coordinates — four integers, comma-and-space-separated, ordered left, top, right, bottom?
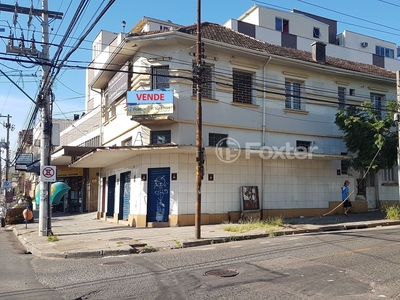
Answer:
0, 228, 62, 300
2, 225, 400, 299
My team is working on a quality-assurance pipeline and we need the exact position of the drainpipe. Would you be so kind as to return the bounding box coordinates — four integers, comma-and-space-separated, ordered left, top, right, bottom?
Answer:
261, 56, 272, 218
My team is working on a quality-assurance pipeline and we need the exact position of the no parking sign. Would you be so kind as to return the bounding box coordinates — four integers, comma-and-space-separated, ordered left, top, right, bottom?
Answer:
40, 165, 56, 182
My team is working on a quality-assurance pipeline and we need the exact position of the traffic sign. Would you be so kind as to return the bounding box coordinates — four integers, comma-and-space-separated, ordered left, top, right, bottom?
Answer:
40, 165, 56, 182
2, 181, 11, 189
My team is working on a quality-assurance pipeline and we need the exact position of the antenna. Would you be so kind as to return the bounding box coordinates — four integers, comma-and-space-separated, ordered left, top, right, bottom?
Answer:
121, 20, 126, 33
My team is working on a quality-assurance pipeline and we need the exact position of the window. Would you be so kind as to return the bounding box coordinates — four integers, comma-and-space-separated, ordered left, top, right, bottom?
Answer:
375, 46, 394, 58
275, 17, 289, 33
313, 27, 320, 38
192, 64, 214, 99
349, 89, 355, 96
296, 140, 311, 152
370, 93, 384, 119
338, 87, 346, 109
341, 152, 348, 175
233, 70, 253, 104
285, 81, 302, 110
151, 66, 169, 89
382, 167, 395, 183
209, 133, 228, 147
151, 130, 171, 144
78, 136, 100, 147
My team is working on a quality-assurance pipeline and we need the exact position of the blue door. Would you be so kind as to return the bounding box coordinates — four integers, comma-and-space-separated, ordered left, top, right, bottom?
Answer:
119, 172, 131, 220
147, 168, 170, 222
106, 175, 116, 217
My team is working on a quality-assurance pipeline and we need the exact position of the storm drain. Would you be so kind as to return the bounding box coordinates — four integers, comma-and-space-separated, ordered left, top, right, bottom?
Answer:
204, 269, 239, 277
108, 237, 132, 241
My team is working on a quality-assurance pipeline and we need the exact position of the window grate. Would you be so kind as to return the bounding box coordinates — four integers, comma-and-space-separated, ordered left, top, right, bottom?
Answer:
233, 70, 252, 104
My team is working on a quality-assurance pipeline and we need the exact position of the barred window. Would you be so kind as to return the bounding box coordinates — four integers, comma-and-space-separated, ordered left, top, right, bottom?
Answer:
233, 70, 253, 104
151, 130, 171, 144
192, 64, 214, 99
296, 140, 311, 152
209, 133, 228, 147
152, 66, 169, 89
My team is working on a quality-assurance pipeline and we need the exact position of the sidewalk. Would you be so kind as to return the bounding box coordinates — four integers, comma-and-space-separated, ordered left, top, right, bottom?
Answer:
6, 210, 400, 259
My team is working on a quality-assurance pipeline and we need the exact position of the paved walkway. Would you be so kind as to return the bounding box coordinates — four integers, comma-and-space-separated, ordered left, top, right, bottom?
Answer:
5, 210, 400, 259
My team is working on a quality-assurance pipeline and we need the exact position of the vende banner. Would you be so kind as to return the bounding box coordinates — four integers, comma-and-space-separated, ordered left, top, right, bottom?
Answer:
127, 89, 174, 116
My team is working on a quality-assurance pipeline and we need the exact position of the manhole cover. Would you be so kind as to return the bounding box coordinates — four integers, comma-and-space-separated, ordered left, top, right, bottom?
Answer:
204, 269, 239, 277
102, 261, 126, 266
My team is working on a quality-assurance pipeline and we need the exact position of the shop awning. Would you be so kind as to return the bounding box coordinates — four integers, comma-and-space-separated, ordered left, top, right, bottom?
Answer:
51, 146, 97, 165
69, 145, 194, 168
69, 144, 352, 169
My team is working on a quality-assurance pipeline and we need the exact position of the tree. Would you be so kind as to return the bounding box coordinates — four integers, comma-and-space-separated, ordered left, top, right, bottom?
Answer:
335, 100, 398, 174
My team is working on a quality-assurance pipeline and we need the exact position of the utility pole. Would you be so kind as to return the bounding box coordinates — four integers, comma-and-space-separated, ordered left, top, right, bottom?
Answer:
1, 1, 62, 236
194, 0, 204, 239
38, 0, 52, 237
5, 114, 11, 192
0, 114, 14, 210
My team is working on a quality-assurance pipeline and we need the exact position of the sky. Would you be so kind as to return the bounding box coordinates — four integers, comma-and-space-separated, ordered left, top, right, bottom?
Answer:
1, 0, 400, 158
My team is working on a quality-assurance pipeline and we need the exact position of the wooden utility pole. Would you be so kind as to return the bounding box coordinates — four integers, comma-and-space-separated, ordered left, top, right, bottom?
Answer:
195, 0, 204, 239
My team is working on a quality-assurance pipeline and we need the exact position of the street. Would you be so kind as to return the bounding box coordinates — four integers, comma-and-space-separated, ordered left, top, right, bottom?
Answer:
0, 228, 62, 300
1, 226, 400, 299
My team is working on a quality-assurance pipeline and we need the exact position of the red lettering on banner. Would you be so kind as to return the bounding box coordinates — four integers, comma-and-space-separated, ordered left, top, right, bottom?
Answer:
136, 93, 165, 101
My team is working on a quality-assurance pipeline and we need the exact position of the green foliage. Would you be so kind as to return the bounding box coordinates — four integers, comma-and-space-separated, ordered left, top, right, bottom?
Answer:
335, 100, 398, 173
384, 205, 400, 220
222, 217, 284, 233
47, 235, 59, 242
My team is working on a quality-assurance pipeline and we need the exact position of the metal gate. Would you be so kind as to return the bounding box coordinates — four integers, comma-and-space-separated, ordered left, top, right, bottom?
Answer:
106, 175, 116, 217
147, 168, 170, 222
119, 172, 131, 220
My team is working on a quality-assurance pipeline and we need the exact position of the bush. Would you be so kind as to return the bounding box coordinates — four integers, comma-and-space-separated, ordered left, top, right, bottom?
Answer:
384, 205, 400, 220
222, 217, 284, 233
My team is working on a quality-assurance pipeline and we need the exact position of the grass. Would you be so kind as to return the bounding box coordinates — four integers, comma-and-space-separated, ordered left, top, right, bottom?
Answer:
47, 235, 59, 242
222, 217, 284, 233
384, 205, 400, 220
173, 239, 182, 248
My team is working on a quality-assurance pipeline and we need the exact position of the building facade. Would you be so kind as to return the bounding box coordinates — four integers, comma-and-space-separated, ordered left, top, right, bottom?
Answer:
66, 15, 398, 227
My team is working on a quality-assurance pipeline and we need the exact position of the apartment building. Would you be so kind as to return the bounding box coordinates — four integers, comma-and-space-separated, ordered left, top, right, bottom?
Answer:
59, 14, 398, 227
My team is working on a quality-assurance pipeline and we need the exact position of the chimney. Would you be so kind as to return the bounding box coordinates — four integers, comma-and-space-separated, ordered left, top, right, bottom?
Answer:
311, 41, 326, 64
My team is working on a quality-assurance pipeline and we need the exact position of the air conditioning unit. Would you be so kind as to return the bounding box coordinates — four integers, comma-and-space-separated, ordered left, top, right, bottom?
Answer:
361, 42, 368, 48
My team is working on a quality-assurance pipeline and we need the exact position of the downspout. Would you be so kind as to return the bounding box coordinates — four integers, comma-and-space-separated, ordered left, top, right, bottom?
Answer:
261, 56, 272, 218
89, 87, 104, 217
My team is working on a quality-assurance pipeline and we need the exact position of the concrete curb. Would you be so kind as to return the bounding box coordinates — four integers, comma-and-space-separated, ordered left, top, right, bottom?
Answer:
181, 220, 400, 248
11, 219, 400, 259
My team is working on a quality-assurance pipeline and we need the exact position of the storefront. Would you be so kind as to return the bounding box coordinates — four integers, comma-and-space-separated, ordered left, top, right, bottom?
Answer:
56, 166, 84, 213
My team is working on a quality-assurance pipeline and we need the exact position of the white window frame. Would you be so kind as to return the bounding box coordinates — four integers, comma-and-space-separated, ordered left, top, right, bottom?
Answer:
370, 93, 384, 119
382, 167, 396, 183
285, 80, 304, 110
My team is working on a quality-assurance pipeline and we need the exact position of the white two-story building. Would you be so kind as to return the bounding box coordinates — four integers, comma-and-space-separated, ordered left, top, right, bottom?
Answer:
53, 14, 398, 227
